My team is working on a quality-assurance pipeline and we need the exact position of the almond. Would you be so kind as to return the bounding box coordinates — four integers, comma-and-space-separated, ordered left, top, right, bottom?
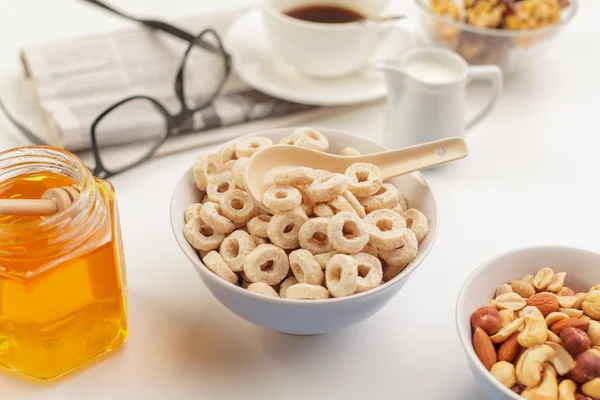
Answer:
510, 280, 536, 298
473, 327, 497, 370
551, 318, 591, 336
498, 331, 521, 363
526, 292, 559, 316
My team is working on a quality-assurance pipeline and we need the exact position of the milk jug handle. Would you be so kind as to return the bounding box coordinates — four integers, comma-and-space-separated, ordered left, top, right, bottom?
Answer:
465, 66, 503, 130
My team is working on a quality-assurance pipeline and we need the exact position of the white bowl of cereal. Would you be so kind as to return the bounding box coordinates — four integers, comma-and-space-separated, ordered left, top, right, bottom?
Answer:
457, 246, 600, 399
170, 128, 439, 335
415, 0, 578, 75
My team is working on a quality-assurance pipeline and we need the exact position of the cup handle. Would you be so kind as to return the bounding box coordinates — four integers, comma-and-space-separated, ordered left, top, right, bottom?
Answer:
371, 20, 414, 63
465, 66, 503, 130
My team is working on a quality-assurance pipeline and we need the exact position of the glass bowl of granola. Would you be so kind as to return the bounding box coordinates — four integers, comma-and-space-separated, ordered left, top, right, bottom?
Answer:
414, 0, 578, 74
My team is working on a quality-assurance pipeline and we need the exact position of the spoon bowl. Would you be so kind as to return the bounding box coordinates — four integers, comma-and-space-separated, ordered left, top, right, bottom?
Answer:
244, 136, 468, 210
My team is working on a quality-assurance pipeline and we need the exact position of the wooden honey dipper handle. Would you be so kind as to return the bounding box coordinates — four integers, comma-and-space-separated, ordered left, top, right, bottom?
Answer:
0, 186, 81, 216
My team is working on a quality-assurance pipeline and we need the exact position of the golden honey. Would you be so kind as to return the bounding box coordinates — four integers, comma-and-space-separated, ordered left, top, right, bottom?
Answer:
0, 147, 127, 381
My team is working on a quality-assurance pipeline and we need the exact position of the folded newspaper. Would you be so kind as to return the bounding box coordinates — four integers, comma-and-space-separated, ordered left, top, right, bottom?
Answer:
19, 7, 343, 153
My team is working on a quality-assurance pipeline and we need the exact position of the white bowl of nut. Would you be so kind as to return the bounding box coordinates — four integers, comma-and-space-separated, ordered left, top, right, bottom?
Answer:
170, 128, 439, 335
415, 0, 578, 75
457, 246, 600, 399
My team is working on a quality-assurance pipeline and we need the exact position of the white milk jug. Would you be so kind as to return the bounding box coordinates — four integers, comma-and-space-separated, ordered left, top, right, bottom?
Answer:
379, 47, 502, 149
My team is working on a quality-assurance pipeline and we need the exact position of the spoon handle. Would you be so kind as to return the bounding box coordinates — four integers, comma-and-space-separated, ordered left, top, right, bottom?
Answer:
371, 137, 468, 180
0, 199, 58, 216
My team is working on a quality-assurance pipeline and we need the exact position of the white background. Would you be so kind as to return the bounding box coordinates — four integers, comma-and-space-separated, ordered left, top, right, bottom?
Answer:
0, 1, 599, 399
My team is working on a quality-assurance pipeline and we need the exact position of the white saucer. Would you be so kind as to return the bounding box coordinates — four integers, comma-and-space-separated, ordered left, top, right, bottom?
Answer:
223, 10, 409, 106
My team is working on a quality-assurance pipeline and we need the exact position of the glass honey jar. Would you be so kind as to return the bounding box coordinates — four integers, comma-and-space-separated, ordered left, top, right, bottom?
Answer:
0, 146, 128, 381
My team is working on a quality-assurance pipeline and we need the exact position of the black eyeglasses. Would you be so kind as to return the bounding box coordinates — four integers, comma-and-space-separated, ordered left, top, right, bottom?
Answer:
0, 0, 231, 179
90, 29, 231, 179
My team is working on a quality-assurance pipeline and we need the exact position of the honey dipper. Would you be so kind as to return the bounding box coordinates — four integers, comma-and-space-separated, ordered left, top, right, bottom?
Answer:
0, 186, 81, 216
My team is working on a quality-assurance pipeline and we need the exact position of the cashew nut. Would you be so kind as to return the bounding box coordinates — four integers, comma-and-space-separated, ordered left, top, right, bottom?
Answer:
516, 344, 556, 388
546, 342, 575, 376
519, 306, 548, 348
490, 361, 516, 388
582, 377, 600, 399
490, 317, 525, 344
558, 379, 577, 400
521, 365, 558, 400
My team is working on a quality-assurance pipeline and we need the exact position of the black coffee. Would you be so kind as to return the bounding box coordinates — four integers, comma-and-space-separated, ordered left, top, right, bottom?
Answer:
284, 5, 365, 24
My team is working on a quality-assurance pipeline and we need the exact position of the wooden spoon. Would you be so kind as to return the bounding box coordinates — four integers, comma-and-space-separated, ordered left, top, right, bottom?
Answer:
244, 136, 468, 208
0, 186, 80, 216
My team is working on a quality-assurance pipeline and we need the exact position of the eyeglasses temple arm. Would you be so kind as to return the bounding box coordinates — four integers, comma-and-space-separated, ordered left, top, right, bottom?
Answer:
79, 0, 219, 53
0, 96, 48, 146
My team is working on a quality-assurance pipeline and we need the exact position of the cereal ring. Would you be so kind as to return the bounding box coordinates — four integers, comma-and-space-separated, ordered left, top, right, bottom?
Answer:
313, 204, 334, 218
235, 136, 273, 158
298, 217, 334, 254
219, 230, 257, 272
314, 251, 337, 270
306, 173, 347, 203
379, 229, 418, 281
206, 173, 236, 203
362, 243, 379, 258
325, 254, 359, 298
274, 167, 318, 187
231, 157, 249, 190
199, 202, 235, 234
352, 253, 383, 293
363, 209, 407, 250
398, 194, 408, 212
293, 127, 329, 152
345, 163, 382, 198
279, 276, 299, 297
263, 185, 302, 212
220, 160, 236, 173
193, 152, 221, 191
220, 189, 257, 226
279, 132, 312, 149
220, 142, 238, 163
251, 235, 268, 246
202, 251, 238, 285
327, 212, 369, 254
184, 216, 225, 251
340, 191, 366, 218
359, 183, 399, 213
243, 244, 289, 285
267, 207, 308, 249
289, 249, 324, 285
247, 214, 272, 238
297, 186, 315, 216
285, 283, 329, 300
184, 203, 203, 223
247, 282, 279, 298
339, 147, 361, 156
329, 195, 355, 215
402, 209, 429, 242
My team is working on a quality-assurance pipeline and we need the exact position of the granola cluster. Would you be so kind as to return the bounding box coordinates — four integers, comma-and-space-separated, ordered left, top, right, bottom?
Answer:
428, 0, 571, 65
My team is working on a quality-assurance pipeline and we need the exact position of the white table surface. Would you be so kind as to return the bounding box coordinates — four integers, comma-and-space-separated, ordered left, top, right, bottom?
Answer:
0, 0, 598, 399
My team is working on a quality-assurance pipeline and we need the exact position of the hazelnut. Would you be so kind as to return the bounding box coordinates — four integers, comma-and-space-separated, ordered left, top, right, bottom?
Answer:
571, 351, 600, 384
561, 327, 592, 356
471, 306, 501, 335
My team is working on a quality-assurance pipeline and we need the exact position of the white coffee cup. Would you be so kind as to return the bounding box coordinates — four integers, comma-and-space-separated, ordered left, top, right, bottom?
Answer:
379, 47, 503, 149
261, 0, 410, 78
